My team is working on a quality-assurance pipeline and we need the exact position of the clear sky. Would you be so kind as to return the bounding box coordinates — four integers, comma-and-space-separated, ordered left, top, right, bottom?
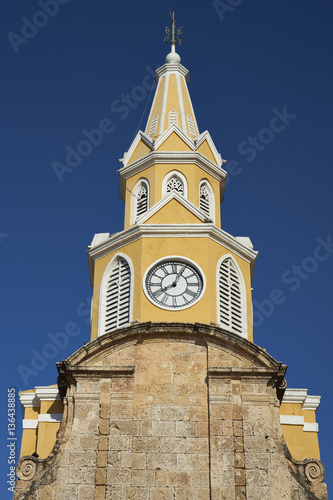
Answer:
1, 0, 332, 497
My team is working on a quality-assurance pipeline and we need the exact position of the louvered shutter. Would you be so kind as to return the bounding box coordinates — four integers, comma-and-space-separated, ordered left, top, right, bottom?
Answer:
105, 258, 131, 333
199, 184, 210, 217
187, 114, 196, 137
218, 258, 243, 335
136, 183, 148, 217
149, 114, 158, 136
169, 109, 178, 126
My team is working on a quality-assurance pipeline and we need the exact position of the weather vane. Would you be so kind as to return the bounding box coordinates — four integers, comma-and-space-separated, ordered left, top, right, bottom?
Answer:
164, 11, 182, 46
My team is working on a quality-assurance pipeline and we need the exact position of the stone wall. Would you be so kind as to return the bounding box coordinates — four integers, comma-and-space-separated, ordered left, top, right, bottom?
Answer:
15, 323, 327, 500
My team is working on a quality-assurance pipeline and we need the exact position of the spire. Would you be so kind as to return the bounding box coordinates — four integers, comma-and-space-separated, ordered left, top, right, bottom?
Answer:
144, 12, 199, 139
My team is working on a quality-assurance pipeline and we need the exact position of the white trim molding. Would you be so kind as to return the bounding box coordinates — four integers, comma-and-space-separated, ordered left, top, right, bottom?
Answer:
22, 419, 39, 429
87, 224, 258, 287
280, 415, 319, 433
38, 413, 63, 423
35, 387, 61, 401
19, 393, 40, 408
282, 389, 321, 411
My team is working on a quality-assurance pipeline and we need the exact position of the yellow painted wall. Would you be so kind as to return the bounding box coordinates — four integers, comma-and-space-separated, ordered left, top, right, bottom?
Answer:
279, 402, 320, 460
144, 198, 202, 225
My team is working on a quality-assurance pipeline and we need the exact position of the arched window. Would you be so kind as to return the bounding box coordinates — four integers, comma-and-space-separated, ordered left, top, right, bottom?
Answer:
168, 109, 178, 127
199, 180, 214, 221
99, 255, 132, 336
162, 171, 188, 199
132, 179, 149, 222
217, 256, 246, 337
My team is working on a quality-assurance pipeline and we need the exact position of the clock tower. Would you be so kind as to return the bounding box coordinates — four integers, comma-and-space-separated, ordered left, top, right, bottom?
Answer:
15, 14, 327, 500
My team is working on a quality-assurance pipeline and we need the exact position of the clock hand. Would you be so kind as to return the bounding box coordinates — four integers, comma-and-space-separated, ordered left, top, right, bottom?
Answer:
174, 265, 186, 284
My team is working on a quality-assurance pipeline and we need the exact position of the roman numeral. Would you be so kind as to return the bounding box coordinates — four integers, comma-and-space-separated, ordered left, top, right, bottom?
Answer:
185, 289, 197, 298
171, 263, 177, 273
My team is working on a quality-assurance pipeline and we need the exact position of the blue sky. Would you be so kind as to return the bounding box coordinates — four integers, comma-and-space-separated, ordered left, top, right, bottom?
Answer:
1, 0, 332, 497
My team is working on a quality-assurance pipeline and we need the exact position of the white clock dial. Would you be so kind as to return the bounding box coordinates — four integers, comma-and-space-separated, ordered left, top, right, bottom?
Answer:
144, 258, 204, 310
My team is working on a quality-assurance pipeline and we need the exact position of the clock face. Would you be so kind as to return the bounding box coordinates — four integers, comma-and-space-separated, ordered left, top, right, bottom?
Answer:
144, 258, 204, 310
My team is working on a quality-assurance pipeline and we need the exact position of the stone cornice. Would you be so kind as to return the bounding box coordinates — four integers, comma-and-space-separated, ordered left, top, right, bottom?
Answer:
87, 223, 258, 286
60, 321, 285, 373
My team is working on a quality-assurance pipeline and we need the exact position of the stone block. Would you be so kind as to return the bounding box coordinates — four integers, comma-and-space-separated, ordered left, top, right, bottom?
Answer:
185, 437, 208, 454
131, 469, 154, 486
152, 420, 176, 437
147, 452, 178, 469
245, 452, 270, 470
150, 487, 173, 500
210, 404, 232, 420
175, 421, 197, 437
233, 421, 243, 437
99, 419, 109, 435
95, 467, 106, 485
99, 403, 109, 419
235, 468, 245, 486
67, 466, 95, 484
95, 485, 106, 499
107, 467, 131, 484
109, 434, 132, 451
105, 485, 122, 500
133, 436, 159, 453
159, 437, 186, 453
122, 486, 149, 499
79, 434, 98, 451
98, 436, 108, 451
97, 451, 108, 468
131, 452, 146, 469
68, 450, 96, 468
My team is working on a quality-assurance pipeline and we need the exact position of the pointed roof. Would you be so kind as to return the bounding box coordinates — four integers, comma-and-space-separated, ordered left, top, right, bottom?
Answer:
144, 17, 199, 140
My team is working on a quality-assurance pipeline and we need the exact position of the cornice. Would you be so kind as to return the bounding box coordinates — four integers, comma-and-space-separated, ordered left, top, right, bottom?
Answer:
155, 62, 189, 81
87, 223, 258, 285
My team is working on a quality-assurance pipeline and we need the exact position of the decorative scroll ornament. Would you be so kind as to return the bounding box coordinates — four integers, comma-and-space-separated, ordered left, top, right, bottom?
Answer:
305, 461, 325, 483
17, 458, 37, 481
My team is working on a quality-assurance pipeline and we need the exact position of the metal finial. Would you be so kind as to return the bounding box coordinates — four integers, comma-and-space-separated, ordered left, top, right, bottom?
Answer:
164, 11, 182, 46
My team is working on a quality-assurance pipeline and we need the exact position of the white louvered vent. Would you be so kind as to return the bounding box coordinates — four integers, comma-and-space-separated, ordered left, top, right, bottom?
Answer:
136, 183, 148, 217
199, 184, 210, 217
187, 114, 196, 136
166, 176, 184, 195
105, 258, 131, 333
149, 114, 158, 136
168, 109, 178, 127
218, 258, 243, 335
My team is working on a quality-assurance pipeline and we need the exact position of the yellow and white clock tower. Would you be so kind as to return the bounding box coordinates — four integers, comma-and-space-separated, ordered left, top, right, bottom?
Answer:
88, 33, 257, 343
16, 15, 327, 500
